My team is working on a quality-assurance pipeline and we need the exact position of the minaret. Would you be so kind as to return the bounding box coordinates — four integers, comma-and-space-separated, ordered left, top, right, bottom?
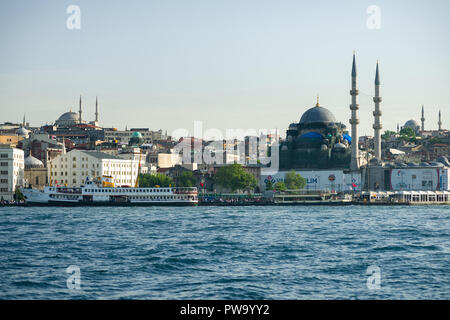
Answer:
349, 52, 360, 171
79, 95, 82, 124
95, 96, 99, 122
22, 114, 26, 127
373, 61, 382, 162
421, 105, 425, 131
397, 123, 399, 134
438, 110, 442, 131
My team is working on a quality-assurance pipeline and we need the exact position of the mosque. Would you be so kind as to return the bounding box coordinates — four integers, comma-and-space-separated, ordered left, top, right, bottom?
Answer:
263, 53, 382, 192
279, 97, 352, 170
55, 96, 100, 128
400, 105, 443, 135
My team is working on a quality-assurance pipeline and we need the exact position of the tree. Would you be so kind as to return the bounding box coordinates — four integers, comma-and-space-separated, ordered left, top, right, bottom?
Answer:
177, 171, 196, 187
265, 180, 274, 190
428, 137, 442, 145
284, 170, 306, 190
213, 164, 257, 193
138, 173, 174, 187
14, 187, 24, 201
381, 130, 396, 140
400, 127, 415, 138
274, 181, 286, 191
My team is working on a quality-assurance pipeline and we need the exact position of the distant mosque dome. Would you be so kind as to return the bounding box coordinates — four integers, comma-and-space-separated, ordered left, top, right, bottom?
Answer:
403, 119, 420, 132
299, 103, 337, 125
24, 155, 44, 169
128, 131, 144, 146
56, 111, 79, 127
16, 126, 29, 138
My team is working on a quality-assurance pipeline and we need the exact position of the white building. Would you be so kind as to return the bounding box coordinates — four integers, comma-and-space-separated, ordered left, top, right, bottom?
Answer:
0, 146, 25, 201
48, 150, 141, 187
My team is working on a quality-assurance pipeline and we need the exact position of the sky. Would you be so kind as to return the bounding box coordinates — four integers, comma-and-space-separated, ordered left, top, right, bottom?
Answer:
0, 0, 449, 138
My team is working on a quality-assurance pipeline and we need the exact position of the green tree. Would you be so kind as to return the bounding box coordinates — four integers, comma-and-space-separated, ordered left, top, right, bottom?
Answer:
274, 181, 286, 191
428, 137, 442, 145
284, 170, 306, 190
138, 173, 174, 187
399, 127, 415, 138
213, 164, 257, 193
265, 180, 274, 190
177, 171, 196, 187
381, 130, 396, 140
14, 187, 24, 201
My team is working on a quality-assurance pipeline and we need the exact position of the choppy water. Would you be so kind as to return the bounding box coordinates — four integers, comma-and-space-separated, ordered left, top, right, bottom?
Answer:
0, 205, 449, 299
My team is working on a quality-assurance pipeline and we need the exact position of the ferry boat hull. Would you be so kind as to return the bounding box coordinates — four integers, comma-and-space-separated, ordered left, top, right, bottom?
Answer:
21, 182, 198, 207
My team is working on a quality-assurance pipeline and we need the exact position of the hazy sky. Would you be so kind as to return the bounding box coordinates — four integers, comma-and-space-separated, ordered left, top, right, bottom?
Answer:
0, 0, 449, 137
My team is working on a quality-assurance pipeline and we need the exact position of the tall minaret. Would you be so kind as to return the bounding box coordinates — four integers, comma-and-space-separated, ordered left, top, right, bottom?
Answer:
79, 95, 82, 124
421, 105, 425, 131
438, 110, 442, 131
373, 61, 382, 162
397, 123, 399, 134
349, 52, 360, 171
22, 114, 26, 127
95, 96, 99, 122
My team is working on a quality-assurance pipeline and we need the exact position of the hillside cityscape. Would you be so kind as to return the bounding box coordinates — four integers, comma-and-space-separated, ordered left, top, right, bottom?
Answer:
1, 53, 449, 204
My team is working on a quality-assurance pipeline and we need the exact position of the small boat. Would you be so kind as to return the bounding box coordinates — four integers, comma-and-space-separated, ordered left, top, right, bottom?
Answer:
273, 190, 352, 205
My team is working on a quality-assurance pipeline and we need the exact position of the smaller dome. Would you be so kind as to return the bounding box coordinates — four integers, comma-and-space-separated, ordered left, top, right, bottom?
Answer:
17, 126, 29, 137
128, 131, 144, 146
436, 156, 450, 167
334, 143, 347, 149
431, 162, 444, 167
320, 144, 328, 151
25, 155, 44, 169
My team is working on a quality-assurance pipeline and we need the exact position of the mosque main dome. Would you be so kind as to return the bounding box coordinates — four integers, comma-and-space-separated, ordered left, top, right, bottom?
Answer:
55, 111, 79, 127
299, 105, 336, 125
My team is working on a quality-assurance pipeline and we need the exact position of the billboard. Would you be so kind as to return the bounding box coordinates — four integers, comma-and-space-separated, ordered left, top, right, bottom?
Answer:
261, 170, 361, 192
390, 168, 449, 191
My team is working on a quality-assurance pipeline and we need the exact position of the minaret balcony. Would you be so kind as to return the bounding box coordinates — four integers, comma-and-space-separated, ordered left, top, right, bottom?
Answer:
350, 89, 359, 95
373, 110, 382, 117
373, 124, 383, 130
373, 97, 382, 103
349, 119, 360, 125
349, 104, 359, 110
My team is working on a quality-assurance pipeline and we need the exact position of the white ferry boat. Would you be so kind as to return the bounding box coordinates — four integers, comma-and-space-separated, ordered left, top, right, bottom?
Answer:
21, 180, 198, 206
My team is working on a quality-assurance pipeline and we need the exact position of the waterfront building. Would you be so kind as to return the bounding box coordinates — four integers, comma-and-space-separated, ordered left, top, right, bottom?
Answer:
362, 156, 450, 191
48, 149, 140, 187
0, 145, 24, 201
